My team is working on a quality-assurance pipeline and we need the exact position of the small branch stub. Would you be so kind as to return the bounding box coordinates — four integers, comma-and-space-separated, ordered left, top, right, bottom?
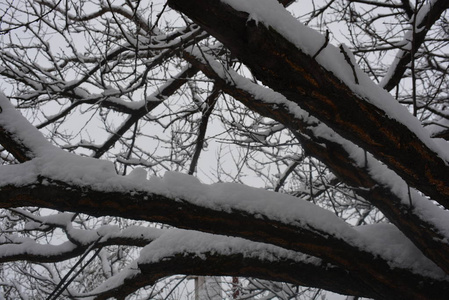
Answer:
339, 44, 359, 84
313, 29, 330, 60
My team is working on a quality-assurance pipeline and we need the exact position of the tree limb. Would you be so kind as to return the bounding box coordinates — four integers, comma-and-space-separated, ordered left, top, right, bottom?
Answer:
91, 231, 377, 299
380, 0, 449, 91
180, 47, 449, 274
167, 0, 449, 210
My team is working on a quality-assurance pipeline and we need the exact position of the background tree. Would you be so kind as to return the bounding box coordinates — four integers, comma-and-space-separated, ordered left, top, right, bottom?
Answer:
0, 0, 448, 299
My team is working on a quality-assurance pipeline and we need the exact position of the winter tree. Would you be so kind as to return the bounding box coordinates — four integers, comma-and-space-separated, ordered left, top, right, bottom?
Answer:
0, 0, 448, 299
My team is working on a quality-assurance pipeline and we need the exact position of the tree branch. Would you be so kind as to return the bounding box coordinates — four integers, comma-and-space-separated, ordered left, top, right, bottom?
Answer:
167, 0, 449, 210
179, 47, 449, 274
380, 0, 449, 91
0, 172, 448, 299
93, 66, 199, 158
91, 230, 377, 299
188, 85, 220, 174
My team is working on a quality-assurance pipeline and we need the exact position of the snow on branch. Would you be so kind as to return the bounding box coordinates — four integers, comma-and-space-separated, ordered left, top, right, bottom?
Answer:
168, 0, 449, 212
380, 0, 449, 91
83, 227, 422, 299
0, 93, 58, 161
92, 229, 376, 299
180, 44, 449, 274
0, 87, 449, 297
0, 210, 163, 263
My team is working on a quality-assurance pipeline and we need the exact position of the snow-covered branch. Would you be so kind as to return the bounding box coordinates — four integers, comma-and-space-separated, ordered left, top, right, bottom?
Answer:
168, 0, 449, 210
89, 229, 377, 299
181, 45, 449, 274
0, 210, 163, 263
380, 0, 449, 91
0, 149, 447, 298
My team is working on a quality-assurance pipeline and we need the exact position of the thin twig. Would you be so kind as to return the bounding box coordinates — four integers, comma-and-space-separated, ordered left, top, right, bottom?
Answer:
339, 45, 359, 84
313, 30, 330, 59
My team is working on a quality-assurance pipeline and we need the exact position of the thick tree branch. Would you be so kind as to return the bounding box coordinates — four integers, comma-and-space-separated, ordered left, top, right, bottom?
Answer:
0, 175, 447, 299
91, 231, 377, 299
167, 0, 449, 210
180, 47, 449, 274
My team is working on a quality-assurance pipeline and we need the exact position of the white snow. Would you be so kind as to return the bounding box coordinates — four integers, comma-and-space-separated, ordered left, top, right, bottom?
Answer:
379, 0, 437, 87
138, 225, 446, 279
220, 0, 449, 163
1, 61, 449, 282
138, 228, 320, 265
0, 239, 78, 259
155, 171, 357, 240
355, 223, 446, 278
0, 215, 165, 261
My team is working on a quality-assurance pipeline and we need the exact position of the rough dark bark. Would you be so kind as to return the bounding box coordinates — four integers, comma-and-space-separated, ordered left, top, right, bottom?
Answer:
112, 252, 377, 300
0, 178, 448, 299
181, 48, 449, 275
167, 0, 449, 211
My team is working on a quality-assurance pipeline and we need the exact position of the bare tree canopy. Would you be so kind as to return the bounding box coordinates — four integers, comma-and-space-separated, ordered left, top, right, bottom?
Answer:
0, 0, 449, 299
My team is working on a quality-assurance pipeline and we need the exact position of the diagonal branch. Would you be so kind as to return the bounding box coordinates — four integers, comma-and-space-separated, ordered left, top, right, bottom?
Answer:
180, 47, 449, 274
188, 84, 220, 174
380, 0, 449, 91
167, 0, 449, 210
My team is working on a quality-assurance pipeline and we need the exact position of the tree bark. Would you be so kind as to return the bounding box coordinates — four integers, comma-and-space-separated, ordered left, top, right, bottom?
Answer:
1, 178, 448, 299
181, 46, 449, 275
167, 0, 449, 210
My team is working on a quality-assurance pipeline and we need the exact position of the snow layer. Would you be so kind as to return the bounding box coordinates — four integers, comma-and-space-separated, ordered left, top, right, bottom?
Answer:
139, 228, 320, 265
0, 89, 448, 279
355, 223, 446, 278
380, 0, 437, 88
186, 44, 449, 241
138, 225, 446, 279
221, 0, 449, 163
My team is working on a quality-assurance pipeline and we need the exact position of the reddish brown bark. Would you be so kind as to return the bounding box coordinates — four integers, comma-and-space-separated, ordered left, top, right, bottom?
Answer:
1, 178, 448, 299
167, 0, 449, 210
181, 49, 449, 275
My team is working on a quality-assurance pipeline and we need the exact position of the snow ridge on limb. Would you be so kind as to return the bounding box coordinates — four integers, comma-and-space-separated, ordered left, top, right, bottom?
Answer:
83, 228, 433, 300
182, 45, 449, 275
167, 0, 449, 209
0, 92, 449, 298
87, 230, 372, 299
135, 230, 377, 299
